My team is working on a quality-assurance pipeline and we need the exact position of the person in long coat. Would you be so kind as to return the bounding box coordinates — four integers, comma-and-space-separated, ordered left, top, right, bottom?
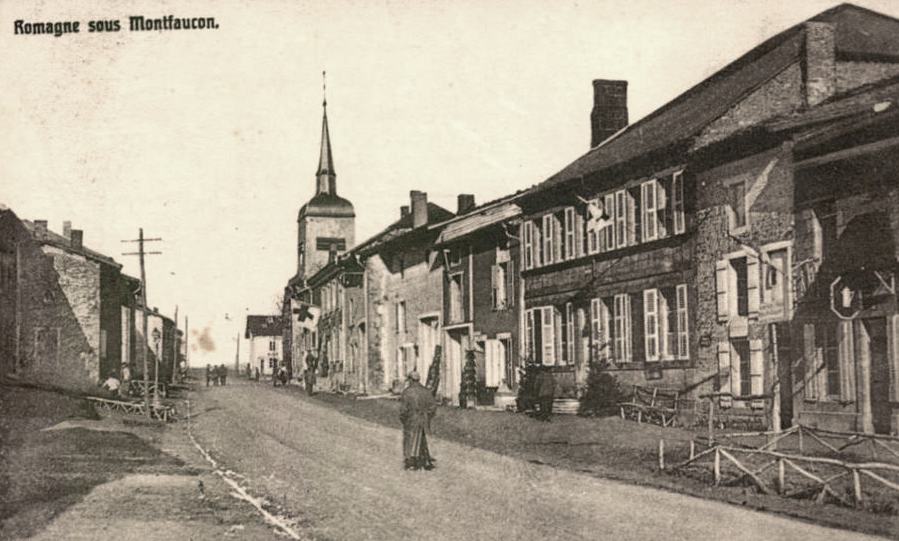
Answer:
400, 370, 437, 470
535, 367, 554, 421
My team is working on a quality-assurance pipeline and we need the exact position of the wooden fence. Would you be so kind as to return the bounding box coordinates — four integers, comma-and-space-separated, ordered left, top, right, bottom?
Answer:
87, 396, 176, 422
662, 425, 899, 509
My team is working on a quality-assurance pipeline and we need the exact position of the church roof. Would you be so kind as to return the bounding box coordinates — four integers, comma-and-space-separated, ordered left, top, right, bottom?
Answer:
298, 192, 355, 219
317, 104, 335, 177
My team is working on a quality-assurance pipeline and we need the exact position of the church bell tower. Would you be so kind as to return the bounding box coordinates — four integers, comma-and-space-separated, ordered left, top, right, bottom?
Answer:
296, 72, 356, 281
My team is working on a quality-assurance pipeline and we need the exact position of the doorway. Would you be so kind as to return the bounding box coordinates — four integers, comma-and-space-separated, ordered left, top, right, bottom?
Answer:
866, 318, 891, 434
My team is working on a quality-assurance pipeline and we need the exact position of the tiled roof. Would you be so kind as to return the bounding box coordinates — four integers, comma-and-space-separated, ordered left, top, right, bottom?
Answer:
245, 315, 284, 338
435, 200, 521, 245
22, 220, 121, 268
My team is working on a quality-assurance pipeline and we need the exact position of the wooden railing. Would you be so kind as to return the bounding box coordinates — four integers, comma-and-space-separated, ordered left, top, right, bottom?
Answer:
618, 385, 681, 427
87, 396, 176, 422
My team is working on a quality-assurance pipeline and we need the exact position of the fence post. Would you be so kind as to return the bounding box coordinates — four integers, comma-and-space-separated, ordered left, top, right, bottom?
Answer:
776, 459, 785, 494
658, 439, 665, 471
852, 468, 863, 507
708, 397, 715, 445
689, 439, 695, 461
713, 447, 721, 486
798, 425, 804, 454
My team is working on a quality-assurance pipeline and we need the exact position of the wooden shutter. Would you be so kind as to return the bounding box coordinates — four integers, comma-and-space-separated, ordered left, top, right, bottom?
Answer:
542, 306, 555, 365
715, 260, 729, 322
525, 310, 535, 361
749, 339, 764, 396
672, 171, 685, 234
506, 259, 515, 308
747, 254, 760, 317
838, 320, 856, 402
519, 222, 529, 270
643, 289, 659, 361
604, 193, 616, 251
717, 341, 732, 406
656, 179, 668, 239
676, 284, 689, 359
575, 209, 585, 258
627, 190, 638, 246
803, 323, 817, 400
590, 298, 602, 360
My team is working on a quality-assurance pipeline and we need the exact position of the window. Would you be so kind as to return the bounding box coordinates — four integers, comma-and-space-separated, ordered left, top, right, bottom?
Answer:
733, 338, 751, 397
732, 257, 749, 316
449, 273, 464, 323
586, 198, 600, 254
613, 294, 632, 363
601, 193, 616, 252
672, 171, 685, 234
727, 181, 747, 231
542, 214, 555, 266
643, 289, 659, 361
763, 247, 789, 313
590, 298, 611, 361
448, 245, 463, 267
492, 261, 509, 309
818, 325, 839, 399
269, 339, 276, 352
525, 306, 556, 365
396, 301, 406, 334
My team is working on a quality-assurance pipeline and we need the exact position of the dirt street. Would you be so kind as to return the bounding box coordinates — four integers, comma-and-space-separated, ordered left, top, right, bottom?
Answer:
187, 380, 886, 540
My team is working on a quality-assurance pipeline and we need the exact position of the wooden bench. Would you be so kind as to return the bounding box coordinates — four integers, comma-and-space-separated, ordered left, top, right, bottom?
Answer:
618, 385, 681, 427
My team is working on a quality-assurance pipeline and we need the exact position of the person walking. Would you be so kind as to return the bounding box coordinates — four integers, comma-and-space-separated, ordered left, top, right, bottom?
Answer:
304, 352, 317, 396
205, 364, 213, 387
400, 370, 437, 471
219, 364, 227, 386
535, 367, 554, 421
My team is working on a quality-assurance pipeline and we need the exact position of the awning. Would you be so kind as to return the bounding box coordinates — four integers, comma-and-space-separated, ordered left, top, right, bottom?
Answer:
436, 203, 520, 244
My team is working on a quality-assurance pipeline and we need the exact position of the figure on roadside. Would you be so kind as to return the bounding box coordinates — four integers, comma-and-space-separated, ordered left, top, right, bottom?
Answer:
254, 366, 260, 381
99, 371, 123, 399
219, 364, 227, 386
304, 352, 317, 396
245, 363, 251, 379
205, 364, 213, 387
400, 370, 437, 471
535, 366, 554, 421
274, 363, 287, 387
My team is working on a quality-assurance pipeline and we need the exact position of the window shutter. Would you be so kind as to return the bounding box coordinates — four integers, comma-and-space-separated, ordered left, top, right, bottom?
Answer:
525, 310, 535, 361
676, 284, 689, 359
590, 298, 601, 360
627, 190, 638, 246
604, 193, 616, 251
506, 259, 515, 307
490, 264, 497, 307
656, 179, 668, 239
575, 210, 585, 257
520, 222, 529, 270
747, 254, 760, 317
803, 323, 817, 400
553, 215, 563, 263
717, 341, 732, 405
749, 339, 764, 396
838, 320, 856, 402
643, 289, 659, 361
533, 220, 542, 267
672, 171, 685, 234
542, 307, 555, 365
715, 260, 729, 322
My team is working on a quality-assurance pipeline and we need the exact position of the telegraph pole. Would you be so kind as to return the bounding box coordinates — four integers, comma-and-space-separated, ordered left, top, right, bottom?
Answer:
235, 331, 240, 373
172, 305, 179, 385
122, 229, 162, 418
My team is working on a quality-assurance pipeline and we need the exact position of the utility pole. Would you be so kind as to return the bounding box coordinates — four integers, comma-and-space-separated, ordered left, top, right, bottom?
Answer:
185, 315, 189, 368
235, 331, 240, 373
172, 305, 179, 385
122, 229, 162, 418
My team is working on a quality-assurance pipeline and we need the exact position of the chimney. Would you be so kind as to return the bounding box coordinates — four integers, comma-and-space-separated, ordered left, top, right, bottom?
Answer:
590, 79, 629, 148
400, 205, 410, 219
410, 190, 428, 228
804, 22, 836, 107
457, 194, 476, 215
70, 229, 83, 250
34, 220, 48, 234
62, 221, 72, 239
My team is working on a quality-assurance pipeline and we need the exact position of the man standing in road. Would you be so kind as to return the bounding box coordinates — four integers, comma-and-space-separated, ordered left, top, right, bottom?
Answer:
206, 364, 213, 387
535, 366, 554, 421
304, 352, 317, 396
400, 370, 437, 471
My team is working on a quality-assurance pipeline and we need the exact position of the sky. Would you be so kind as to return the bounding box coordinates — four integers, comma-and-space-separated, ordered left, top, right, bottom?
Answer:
3, 0, 899, 366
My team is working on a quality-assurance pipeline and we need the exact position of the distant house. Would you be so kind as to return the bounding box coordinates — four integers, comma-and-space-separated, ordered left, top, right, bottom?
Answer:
0, 211, 136, 392
245, 315, 284, 376
433, 194, 522, 407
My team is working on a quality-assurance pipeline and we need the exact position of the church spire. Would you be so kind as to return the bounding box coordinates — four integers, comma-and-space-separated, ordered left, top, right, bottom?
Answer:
316, 71, 336, 195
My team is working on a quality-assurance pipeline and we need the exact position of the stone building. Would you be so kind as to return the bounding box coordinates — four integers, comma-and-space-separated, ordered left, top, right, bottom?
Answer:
516, 3, 899, 424
0, 211, 136, 392
356, 191, 454, 394
434, 194, 522, 407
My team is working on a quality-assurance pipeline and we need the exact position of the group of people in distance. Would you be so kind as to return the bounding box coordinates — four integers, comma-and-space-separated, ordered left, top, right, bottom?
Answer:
205, 364, 228, 386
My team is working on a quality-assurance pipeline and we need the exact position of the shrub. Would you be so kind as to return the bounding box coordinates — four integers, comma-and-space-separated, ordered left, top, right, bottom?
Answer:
579, 360, 624, 416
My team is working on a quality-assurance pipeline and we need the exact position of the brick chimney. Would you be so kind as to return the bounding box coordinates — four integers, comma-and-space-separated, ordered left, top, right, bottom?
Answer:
804, 22, 836, 107
411, 190, 428, 228
70, 229, 83, 250
590, 79, 629, 148
400, 205, 410, 219
457, 194, 476, 215
62, 221, 72, 239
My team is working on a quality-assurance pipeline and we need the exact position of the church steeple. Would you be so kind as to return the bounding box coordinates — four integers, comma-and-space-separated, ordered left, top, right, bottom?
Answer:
316, 71, 336, 195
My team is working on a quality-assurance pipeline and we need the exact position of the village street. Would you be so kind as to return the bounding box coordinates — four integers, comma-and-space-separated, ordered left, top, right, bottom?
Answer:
187, 381, 884, 541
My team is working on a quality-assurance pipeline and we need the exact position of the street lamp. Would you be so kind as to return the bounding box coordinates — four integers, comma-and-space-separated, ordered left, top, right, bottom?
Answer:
152, 327, 161, 408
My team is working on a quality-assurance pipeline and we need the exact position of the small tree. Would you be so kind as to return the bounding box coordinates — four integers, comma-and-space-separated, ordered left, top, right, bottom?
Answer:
579, 360, 623, 416
459, 349, 478, 408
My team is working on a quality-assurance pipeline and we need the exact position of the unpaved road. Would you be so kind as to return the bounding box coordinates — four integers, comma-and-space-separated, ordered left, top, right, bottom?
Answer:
188, 380, 883, 540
